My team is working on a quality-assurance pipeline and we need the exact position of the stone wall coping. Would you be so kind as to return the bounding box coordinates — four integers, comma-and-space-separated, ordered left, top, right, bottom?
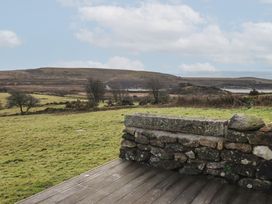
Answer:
125, 127, 224, 142
125, 113, 228, 137
126, 113, 228, 123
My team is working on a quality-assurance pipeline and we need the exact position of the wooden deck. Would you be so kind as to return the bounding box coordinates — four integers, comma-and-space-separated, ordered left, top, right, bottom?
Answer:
18, 159, 272, 204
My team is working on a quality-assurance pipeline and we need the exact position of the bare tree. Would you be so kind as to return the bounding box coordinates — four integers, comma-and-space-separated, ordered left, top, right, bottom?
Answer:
147, 78, 163, 104
86, 78, 105, 107
7, 90, 39, 115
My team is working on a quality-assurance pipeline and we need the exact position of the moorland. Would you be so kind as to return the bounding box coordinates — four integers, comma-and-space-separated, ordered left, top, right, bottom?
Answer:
1, 68, 272, 204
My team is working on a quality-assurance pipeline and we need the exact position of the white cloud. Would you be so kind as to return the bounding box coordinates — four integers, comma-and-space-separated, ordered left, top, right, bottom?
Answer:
68, 1, 272, 67
0, 30, 21, 48
54, 56, 145, 70
259, 0, 272, 3
179, 63, 217, 73
76, 2, 204, 51
57, 0, 91, 7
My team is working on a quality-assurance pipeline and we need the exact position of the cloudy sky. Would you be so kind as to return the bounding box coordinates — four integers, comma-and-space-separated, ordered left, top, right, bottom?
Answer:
1, 0, 272, 78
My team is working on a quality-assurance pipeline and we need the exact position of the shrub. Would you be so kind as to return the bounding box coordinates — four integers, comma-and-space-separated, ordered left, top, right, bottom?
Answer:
86, 78, 105, 108
175, 94, 253, 108
119, 95, 134, 106
65, 100, 90, 110
249, 89, 259, 96
157, 91, 170, 104
254, 95, 272, 106
139, 96, 153, 106
7, 90, 40, 115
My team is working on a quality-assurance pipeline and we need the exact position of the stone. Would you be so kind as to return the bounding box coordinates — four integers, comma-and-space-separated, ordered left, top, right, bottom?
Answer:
229, 164, 255, 177
140, 130, 157, 139
224, 143, 252, 153
228, 114, 265, 131
253, 146, 272, 160
260, 123, 272, 132
221, 150, 260, 166
185, 151, 196, 159
199, 138, 218, 149
179, 160, 205, 175
150, 139, 164, 148
217, 140, 224, 150
225, 130, 248, 143
121, 140, 137, 148
150, 147, 173, 160
137, 144, 151, 151
149, 156, 182, 170
206, 161, 226, 169
256, 161, 272, 180
123, 127, 136, 136
122, 133, 135, 141
135, 150, 150, 162
179, 138, 199, 147
165, 143, 186, 152
247, 131, 272, 145
135, 132, 149, 144
119, 148, 137, 161
120, 148, 150, 162
195, 147, 220, 161
125, 114, 228, 137
179, 166, 202, 175
159, 135, 177, 144
220, 172, 240, 183
174, 153, 187, 162
188, 160, 206, 170
238, 178, 272, 191
205, 169, 221, 176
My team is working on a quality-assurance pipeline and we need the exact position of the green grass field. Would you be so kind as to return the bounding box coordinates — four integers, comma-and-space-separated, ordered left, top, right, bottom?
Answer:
0, 93, 82, 116
1, 106, 272, 203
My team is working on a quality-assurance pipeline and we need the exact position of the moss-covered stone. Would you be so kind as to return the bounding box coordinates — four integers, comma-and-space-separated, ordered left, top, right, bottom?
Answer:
228, 114, 265, 131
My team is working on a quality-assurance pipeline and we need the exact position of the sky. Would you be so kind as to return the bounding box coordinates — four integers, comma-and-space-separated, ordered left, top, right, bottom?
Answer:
1, 0, 272, 78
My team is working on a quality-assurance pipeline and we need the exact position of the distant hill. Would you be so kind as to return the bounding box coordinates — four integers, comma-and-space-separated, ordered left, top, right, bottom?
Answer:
0, 67, 182, 93
182, 77, 272, 89
1, 67, 272, 93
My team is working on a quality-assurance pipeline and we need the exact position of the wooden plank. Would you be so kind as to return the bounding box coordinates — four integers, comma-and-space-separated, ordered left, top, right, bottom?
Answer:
154, 176, 197, 204
247, 191, 268, 204
116, 170, 174, 204
77, 168, 159, 204
209, 185, 237, 204
18, 159, 123, 204
39, 160, 134, 203
133, 173, 182, 204
58, 164, 149, 204
231, 188, 253, 204
18, 160, 272, 204
95, 169, 167, 204
171, 178, 208, 204
190, 180, 223, 204
265, 195, 272, 204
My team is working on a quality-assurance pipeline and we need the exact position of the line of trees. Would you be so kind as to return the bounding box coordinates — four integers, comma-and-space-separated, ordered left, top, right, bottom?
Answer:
4, 77, 169, 115
85, 77, 169, 108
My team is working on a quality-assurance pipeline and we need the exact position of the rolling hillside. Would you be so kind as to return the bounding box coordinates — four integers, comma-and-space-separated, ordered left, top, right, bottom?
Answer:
1, 67, 272, 93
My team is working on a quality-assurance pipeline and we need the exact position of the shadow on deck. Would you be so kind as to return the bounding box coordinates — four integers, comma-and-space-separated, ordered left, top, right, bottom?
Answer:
18, 159, 272, 204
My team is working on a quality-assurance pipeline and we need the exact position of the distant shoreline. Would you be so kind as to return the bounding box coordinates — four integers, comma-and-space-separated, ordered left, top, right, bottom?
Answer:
222, 88, 272, 94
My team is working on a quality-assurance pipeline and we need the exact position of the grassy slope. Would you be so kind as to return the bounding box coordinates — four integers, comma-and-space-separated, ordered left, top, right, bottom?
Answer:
1, 107, 272, 203
0, 93, 81, 116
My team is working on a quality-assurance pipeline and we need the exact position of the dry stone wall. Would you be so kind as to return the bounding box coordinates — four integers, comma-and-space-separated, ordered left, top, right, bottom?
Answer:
119, 113, 272, 191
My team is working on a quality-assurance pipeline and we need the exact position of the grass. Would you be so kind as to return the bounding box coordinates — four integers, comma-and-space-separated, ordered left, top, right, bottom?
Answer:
0, 93, 83, 116
1, 106, 272, 203
0, 93, 81, 105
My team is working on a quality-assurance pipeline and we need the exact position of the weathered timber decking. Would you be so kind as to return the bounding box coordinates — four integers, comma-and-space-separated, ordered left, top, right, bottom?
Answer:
18, 159, 272, 204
